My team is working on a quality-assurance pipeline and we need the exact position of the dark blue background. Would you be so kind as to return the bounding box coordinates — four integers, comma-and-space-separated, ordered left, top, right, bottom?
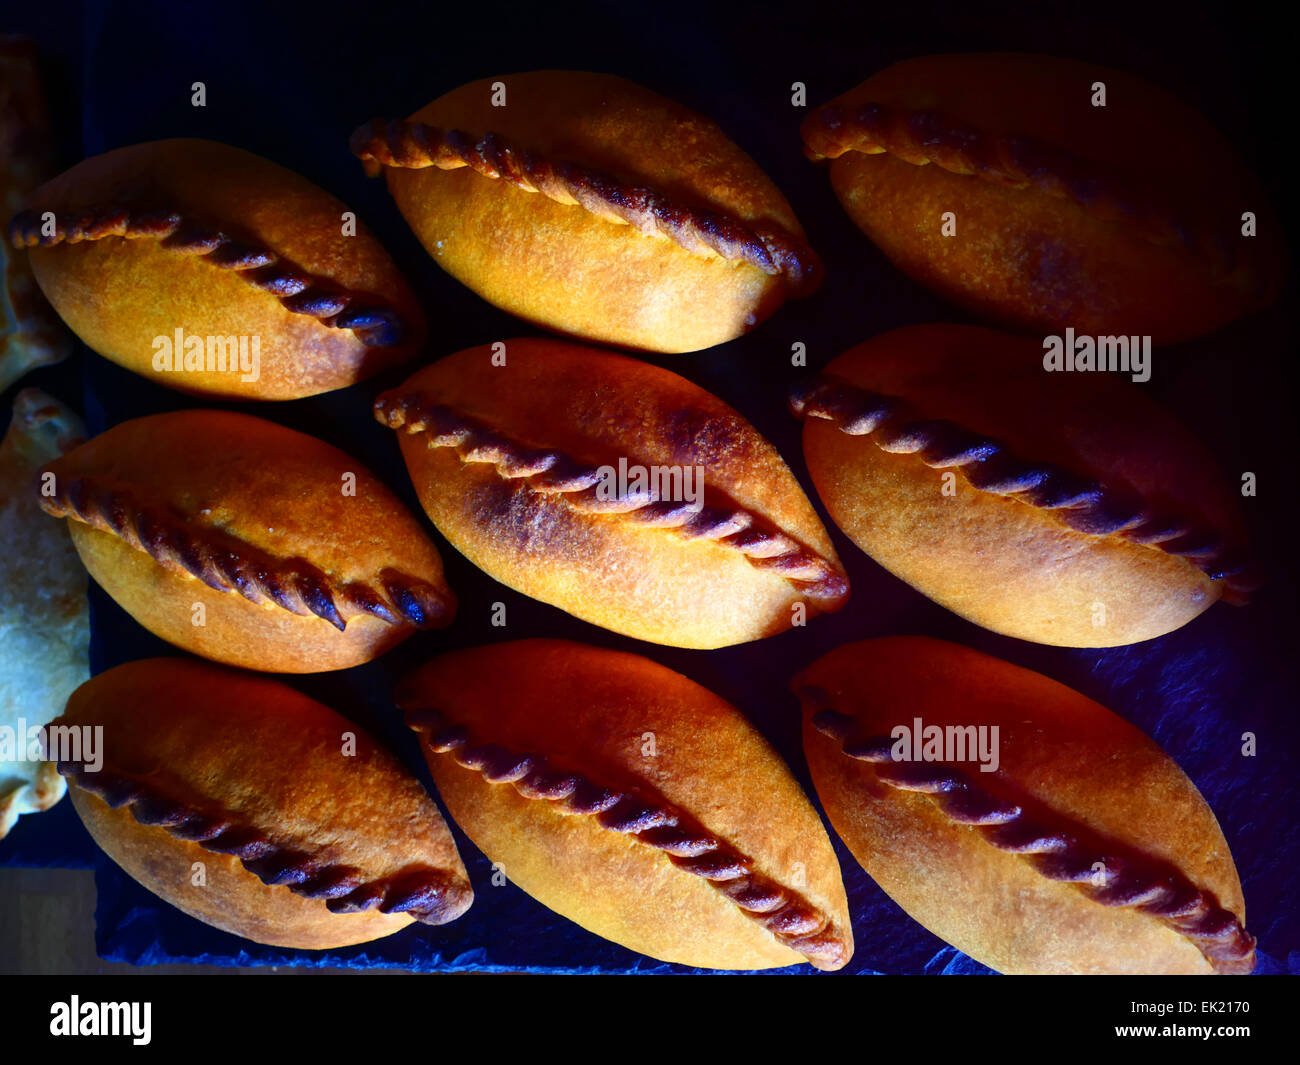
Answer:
1, 0, 1295, 974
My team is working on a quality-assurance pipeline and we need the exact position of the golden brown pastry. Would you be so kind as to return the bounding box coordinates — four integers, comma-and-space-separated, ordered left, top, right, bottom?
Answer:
802, 53, 1284, 343
351, 70, 820, 353
791, 324, 1252, 647
796, 636, 1253, 975
376, 337, 847, 648
0, 36, 72, 391
57, 658, 472, 949
38, 410, 455, 672
8, 138, 425, 399
0, 389, 86, 838
400, 638, 852, 970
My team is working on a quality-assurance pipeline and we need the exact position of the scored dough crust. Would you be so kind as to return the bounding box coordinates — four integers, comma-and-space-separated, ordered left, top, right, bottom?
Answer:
797, 636, 1251, 975
13, 138, 426, 399
399, 639, 853, 970
802, 53, 1284, 343
377, 338, 847, 648
59, 658, 473, 949
39, 410, 455, 672
794, 324, 1249, 646
357, 71, 818, 353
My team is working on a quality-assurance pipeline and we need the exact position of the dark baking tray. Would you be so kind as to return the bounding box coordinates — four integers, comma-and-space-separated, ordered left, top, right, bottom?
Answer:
2, 0, 1296, 974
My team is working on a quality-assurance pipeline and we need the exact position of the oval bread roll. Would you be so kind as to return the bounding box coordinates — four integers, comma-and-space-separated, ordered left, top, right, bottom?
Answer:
791, 324, 1252, 646
796, 636, 1253, 975
57, 658, 472, 949
399, 639, 853, 970
39, 410, 455, 672
9, 138, 426, 398
351, 71, 820, 353
375, 338, 847, 648
802, 53, 1284, 343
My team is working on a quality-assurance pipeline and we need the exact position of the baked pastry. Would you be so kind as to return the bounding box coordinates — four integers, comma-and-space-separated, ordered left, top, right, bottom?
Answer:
0, 389, 86, 838
790, 324, 1252, 647
802, 53, 1284, 343
57, 658, 472, 949
399, 638, 853, 970
38, 409, 455, 672
796, 636, 1253, 975
376, 337, 848, 648
0, 36, 72, 391
351, 70, 820, 353
9, 138, 425, 399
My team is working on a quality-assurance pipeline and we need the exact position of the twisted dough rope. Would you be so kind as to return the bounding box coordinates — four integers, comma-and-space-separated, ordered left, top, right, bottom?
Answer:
7, 206, 410, 347
404, 705, 849, 970
59, 757, 468, 923
40, 474, 453, 631
789, 373, 1258, 601
375, 390, 848, 604
808, 703, 1256, 974
802, 100, 1255, 290
350, 118, 822, 296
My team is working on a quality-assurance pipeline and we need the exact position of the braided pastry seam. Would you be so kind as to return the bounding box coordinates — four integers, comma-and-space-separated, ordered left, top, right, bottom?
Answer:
789, 373, 1257, 600
350, 118, 821, 295
7, 206, 410, 347
405, 705, 850, 970
801, 100, 1256, 288
808, 704, 1255, 974
39, 474, 453, 630
375, 391, 847, 603
59, 758, 468, 924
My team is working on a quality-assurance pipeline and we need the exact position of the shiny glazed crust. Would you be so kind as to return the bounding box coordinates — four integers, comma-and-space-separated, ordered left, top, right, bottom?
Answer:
39, 410, 455, 672
795, 324, 1248, 647
59, 658, 472, 949
399, 639, 853, 970
360, 71, 818, 353
802, 53, 1284, 343
796, 636, 1251, 975
11, 138, 425, 398
376, 338, 846, 649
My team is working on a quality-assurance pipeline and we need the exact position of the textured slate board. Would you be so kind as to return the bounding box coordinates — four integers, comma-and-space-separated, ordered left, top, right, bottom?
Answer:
2, 0, 1296, 975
